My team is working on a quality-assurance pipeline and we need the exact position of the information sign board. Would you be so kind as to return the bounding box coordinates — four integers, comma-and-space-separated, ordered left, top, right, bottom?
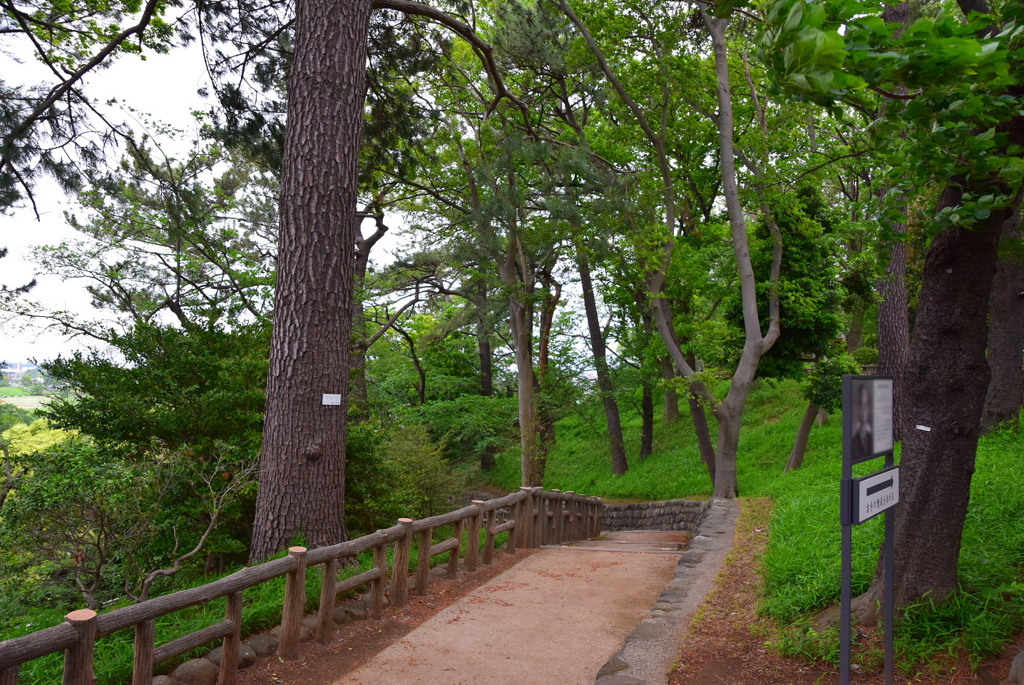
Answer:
844, 376, 895, 464
840, 374, 897, 685
851, 466, 900, 524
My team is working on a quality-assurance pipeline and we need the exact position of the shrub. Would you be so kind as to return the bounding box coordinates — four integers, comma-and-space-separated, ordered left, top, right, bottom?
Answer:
852, 346, 879, 366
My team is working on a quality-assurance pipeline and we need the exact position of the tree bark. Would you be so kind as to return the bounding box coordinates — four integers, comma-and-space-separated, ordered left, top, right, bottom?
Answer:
536, 274, 561, 478
702, 7, 781, 499
846, 306, 866, 353
684, 350, 717, 484
249, 0, 372, 562
477, 316, 494, 397
876, 2, 912, 440
877, 223, 910, 440
785, 401, 819, 472
689, 392, 716, 484
577, 244, 628, 475
498, 233, 541, 486
660, 357, 681, 422
640, 381, 654, 459
982, 212, 1024, 431
857, 187, 1009, 618
350, 216, 389, 422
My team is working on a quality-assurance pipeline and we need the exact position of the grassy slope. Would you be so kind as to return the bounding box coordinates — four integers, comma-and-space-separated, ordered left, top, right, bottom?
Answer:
0, 394, 49, 409
489, 379, 1024, 669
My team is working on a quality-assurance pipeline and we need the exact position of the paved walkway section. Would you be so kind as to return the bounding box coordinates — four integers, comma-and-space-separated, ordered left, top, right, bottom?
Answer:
596, 499, 740, 685
333, 500, 739, 685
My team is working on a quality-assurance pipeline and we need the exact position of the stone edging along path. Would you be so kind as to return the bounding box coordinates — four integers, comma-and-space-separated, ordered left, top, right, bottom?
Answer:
595, 499, 741, 685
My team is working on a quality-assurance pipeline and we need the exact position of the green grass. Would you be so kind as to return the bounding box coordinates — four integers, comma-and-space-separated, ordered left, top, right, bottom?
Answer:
0, 387, 32, 397
488, 378, 1024, 674
0, 394, 48, 409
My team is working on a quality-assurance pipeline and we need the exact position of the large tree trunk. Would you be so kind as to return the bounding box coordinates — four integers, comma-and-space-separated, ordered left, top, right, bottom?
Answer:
249, 0, 372, 562
660, 357, 681, 422
577, 244, 628, 475
690, 394, 716, 484
857, 188, 1008, 618
876, 2, 911, 440
711, 347, 761, 499
511, 298, 540, 485
536, 275, 561, 479
499, 234, 541, 486
982, 212, 1024, 431
785, 401, 819, 472
877, 221, 910, 440
477, 318, 494, 397
640, 381, 654, 459
702, 8, 780, 499
685, 351, 716, 484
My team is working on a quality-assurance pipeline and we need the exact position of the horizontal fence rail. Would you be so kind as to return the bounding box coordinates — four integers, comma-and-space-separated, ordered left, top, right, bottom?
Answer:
0, 488, 602, 685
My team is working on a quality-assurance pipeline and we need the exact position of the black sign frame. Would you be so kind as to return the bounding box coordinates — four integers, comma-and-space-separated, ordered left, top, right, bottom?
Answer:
840, 374, 896, 685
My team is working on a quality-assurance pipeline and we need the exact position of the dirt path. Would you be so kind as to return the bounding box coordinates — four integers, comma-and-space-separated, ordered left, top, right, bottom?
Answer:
332, 536, 683, 685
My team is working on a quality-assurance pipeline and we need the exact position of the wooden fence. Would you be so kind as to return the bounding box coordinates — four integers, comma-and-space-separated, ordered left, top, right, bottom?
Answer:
0, 487, 602, 685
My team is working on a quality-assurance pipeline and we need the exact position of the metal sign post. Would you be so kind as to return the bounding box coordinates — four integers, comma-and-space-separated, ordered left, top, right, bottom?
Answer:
840, 375, 897, 685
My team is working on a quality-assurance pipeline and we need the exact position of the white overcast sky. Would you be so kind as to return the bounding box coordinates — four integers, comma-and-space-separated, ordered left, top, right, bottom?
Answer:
2, 28, 414, 368
1, 35, 212, 365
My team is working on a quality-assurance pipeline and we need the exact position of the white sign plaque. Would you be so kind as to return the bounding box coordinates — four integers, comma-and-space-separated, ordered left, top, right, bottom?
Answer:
871, 379, 894, 454
854, 467, 899, 524
321, 393, 342, 406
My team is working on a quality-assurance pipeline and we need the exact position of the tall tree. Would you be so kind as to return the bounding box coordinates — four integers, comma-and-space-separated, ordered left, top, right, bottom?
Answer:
557, 0, 782, 497
248, 0, 374, 561
761, 0, 1023, 611
981, 215, 1024, 431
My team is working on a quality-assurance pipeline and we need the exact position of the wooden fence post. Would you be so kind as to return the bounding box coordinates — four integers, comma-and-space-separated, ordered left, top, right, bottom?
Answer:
279, 546, 307, 660
531, 487, 544, 548
415, 528, 432, 596
506, 501, 518, 555
370, 543, 387, 620
316, 558, 339, 644
595, 497, 604, 537
62, 609, 96, 685
218, 591, 243, 684
391, 518, 414, 608
446, 519, 463, 579
467, 502, 484, 572
549, 490, 562, 544
518, 487, 533, 549
589, 497, 597, 538
482, 508, 495, 565
132, 619, 155, 685
565, 492, 577, 541
585, 493, 593, 536
0, 667, 17, 685
544, 491, 555, 545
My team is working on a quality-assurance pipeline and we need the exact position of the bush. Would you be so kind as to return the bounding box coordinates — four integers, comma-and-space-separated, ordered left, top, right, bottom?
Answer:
345, 420, 414, 535
852, 346, 879, 366
387, 423, 476, 518
405, 395, 518, 470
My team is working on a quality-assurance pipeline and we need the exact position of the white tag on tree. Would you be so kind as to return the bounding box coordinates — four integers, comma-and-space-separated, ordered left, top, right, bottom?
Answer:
322, 394, 342, 406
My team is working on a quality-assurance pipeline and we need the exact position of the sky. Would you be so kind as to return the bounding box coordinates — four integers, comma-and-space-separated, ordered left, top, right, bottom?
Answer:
2, 35, 221, 365
1, 25, 414, 368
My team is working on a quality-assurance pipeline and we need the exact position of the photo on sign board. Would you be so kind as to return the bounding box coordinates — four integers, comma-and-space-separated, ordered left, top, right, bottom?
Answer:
850, 380, 874, 462
871, 378, 894, 455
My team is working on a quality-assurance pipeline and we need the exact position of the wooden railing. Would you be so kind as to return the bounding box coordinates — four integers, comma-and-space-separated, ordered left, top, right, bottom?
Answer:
0, 487, 602, 685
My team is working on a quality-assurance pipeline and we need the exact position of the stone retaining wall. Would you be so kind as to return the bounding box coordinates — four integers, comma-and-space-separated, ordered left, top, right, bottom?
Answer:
601, 499, 712, 533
